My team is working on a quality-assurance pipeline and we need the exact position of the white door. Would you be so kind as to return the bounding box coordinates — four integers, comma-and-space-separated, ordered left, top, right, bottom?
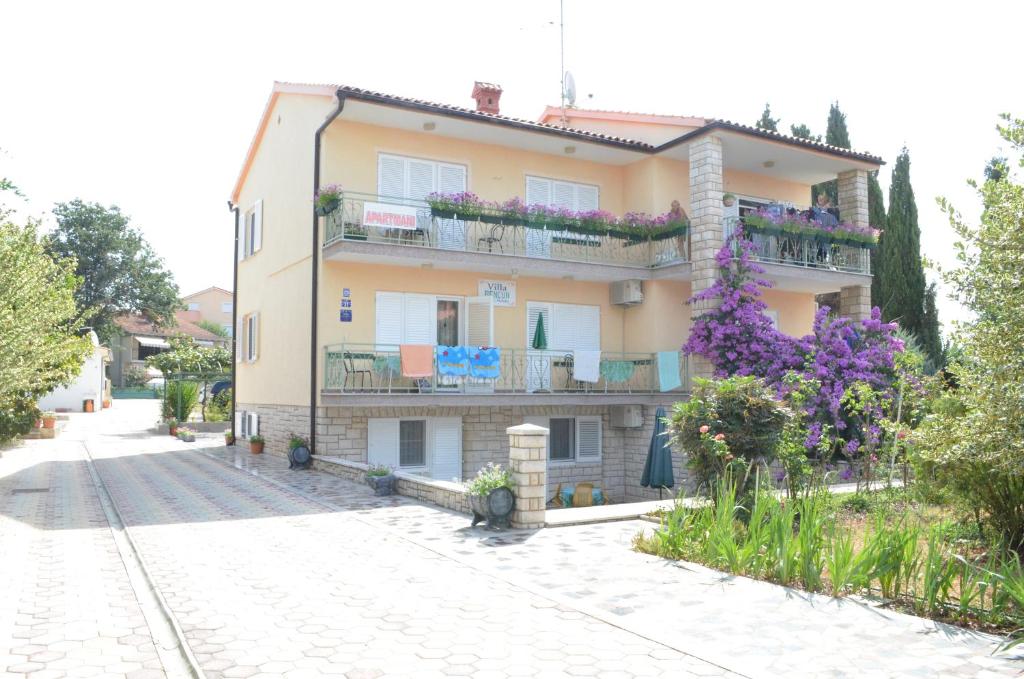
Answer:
465, 296, 495, 394
430, 417, 463, 482
525, 177, 553, 258
436, 164, 467, 250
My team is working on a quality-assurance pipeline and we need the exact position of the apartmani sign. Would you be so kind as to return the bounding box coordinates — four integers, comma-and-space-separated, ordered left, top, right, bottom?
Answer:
478, 280, 516, 307
362, 202, 418, 230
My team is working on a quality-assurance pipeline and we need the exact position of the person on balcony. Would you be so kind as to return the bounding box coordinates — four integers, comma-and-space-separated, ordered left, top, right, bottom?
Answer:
810, 193, 839, 227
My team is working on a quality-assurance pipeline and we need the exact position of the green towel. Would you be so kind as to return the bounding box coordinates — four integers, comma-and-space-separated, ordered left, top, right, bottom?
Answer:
599, 360, 635, 383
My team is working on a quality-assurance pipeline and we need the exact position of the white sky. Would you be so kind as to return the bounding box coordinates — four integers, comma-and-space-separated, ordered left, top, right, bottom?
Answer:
3, 0, 1021, 331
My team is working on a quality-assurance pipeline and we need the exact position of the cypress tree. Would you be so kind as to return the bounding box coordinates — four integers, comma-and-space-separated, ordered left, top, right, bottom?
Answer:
755, 104, 779, 132
919, 282, 944, 370
877, 148, 930, 353
868, 170, 887, 307
790, 123, 820, 142
811, 102, 851, 206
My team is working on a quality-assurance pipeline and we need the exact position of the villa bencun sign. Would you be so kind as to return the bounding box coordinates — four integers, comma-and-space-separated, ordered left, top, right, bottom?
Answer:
362, 202, 418, 230
478, 280, 516, 307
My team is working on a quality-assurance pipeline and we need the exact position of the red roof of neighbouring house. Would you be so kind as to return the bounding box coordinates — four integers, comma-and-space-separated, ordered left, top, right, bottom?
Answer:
113, 311, 222, 342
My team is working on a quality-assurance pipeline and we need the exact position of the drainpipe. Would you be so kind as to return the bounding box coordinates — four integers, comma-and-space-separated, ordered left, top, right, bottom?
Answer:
228, 201, 240, 444
310, 93, 347, 454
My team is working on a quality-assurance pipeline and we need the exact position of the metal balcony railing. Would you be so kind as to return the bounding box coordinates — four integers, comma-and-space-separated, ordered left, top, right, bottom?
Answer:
322, 192, 689, 268
724, 216, 872, 275
324, 343, 690, 396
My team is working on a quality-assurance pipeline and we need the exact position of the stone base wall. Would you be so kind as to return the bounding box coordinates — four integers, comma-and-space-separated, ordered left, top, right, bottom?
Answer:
237, 402, 310, 458
312, 455, 470, 515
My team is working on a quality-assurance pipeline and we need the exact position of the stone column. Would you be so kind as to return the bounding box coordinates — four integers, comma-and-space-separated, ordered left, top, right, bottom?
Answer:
689, 136, 725, 379
507, 423, 548, 529
837, 169, 872, 321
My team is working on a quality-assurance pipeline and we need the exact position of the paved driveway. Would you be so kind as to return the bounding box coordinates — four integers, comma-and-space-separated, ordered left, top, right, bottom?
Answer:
3, 401, 1023, 678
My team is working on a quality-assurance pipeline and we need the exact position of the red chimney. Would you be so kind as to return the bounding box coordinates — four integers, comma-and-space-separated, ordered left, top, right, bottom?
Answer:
471, 81, 502, 115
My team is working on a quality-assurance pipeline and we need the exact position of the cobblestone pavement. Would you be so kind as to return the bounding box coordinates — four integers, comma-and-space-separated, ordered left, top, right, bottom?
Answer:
0, 421, 168, 677
7, 401, 1024, 679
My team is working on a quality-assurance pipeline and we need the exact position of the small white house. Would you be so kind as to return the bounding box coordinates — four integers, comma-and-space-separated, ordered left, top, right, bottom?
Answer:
38, 330, 109, 413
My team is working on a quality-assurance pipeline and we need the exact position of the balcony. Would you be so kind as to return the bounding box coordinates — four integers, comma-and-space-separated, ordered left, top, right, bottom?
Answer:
322, 343, 690, 406
725, 213, 873, 276
321, 193, 688, 275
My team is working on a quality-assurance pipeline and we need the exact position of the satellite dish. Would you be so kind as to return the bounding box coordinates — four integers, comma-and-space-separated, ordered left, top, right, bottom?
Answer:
563, 71, 576, 107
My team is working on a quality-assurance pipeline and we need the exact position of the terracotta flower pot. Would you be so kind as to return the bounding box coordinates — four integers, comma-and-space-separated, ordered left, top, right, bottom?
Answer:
169, 424, 178, 436
42, 417, 56, 429
83, 399, 94, 413
250, 441, 265, 455
102, 399, 111, 409
224, 434, 235, 446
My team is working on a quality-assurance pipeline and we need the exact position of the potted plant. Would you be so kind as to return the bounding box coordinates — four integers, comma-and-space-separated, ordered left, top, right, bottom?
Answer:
343, 224, 369, 241
366, 464, 396, 496
722, 193, 737, 208
466, 463, 515, 529
167, 418, 178, 436
176, 426, 196, 443
315, 184, 343, 216
249, 434, 265, 455
41, 412, 57, 429
224, 431, 235, 446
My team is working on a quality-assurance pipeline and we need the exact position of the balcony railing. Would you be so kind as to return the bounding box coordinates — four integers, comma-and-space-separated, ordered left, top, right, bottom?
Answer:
322, 192, 688, 268
324, 343, 690, 396
725, 216, 872, 275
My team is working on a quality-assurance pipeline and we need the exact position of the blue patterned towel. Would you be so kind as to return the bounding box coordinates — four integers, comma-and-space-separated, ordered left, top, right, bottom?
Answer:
468, 347, 501, 380
436, 346, 469, 377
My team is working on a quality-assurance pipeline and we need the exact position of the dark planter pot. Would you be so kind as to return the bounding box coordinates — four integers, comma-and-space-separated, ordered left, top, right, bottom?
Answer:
366, 473, 396, 496
469, 487, 515, 529
315, 199, 340, 216
344, 231, 368, 241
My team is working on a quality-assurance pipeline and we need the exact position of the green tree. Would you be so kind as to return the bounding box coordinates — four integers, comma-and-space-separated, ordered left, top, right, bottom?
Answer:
790, 123, 820, 142
146, 335, 231, 375
0, 199, 91, 443
755, 103, 779, 132
868, 170, 888, 307
47, 200, 180, 339
812, 102, 852, 206
919, 282, 943, 371
917, 114, 1024, 552
984, 156, 1009, 182
196, 319, 231, 338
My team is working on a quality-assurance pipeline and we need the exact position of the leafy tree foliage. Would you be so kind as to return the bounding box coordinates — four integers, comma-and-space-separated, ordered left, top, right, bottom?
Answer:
917, 114, 1024, 552
985, 156, 1009, 183
0, 198, 91, 443
196, 319, 231, 338
755, 103, 780, 132
47, 200, 180, 339
146, 335, 231, 375
789, 123, 820, 142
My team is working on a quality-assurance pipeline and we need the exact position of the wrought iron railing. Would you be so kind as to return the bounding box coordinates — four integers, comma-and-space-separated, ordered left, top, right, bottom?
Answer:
322, 192, 688, 268
324, 343, 690, 396
724, 216, 871, 275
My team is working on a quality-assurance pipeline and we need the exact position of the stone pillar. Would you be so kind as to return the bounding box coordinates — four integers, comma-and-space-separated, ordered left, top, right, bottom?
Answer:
507, 423, 548, 529
837, 169, 872, 321
689, 136, 725, 379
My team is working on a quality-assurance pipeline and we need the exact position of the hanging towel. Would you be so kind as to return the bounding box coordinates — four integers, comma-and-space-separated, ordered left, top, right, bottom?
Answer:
436, 346, 469, 379
468, 347, 501, 380
600, 360, 635, 384
572, 350, 601, 383
657, 351, 682, 392
400, 344, 435, 379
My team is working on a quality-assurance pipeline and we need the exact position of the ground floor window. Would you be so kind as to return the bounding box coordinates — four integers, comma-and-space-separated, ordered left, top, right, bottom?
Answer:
549, 418, 576, 461
399, 420, 427, 467
367, 416, 462, 481
527, 415, 603, 463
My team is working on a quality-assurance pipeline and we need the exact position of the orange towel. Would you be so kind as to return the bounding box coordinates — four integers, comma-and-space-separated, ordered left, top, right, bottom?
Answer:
400, 344, 434, 379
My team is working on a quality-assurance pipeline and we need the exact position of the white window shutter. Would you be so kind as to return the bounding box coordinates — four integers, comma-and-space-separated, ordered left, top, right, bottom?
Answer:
438, 163, 466, 194
551, 303, 579, 352
430, 417, 463, 482
403, 294, 435, 345
367, 418, 400, 468
552, 181, 575, 210
577, 305, 601, 351
378, 155, 406, 199
375, 292, 404, 349
407, 160, 435, 201
247, 412, 260, 437
466, 296, 494, 347
526, 176, 551, 206
252, 200, 263, 253
526, 302, 552, 346
576, 184, 599, 211
576, 416, 602, 462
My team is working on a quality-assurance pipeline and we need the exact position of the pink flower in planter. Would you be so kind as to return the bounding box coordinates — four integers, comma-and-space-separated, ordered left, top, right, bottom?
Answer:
699, 425, 710, 434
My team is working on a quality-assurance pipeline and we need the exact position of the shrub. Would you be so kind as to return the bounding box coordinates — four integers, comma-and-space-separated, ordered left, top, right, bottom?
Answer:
0, 399, 40, 445
466, 463, 513, 496
288, 434, 307, 450
366, 464, 393, 477
669, 376, 789, 493
249, 435, 264, 444
123, 365, 150, 388
162, 380, 200, 422
205, 387, 232, 422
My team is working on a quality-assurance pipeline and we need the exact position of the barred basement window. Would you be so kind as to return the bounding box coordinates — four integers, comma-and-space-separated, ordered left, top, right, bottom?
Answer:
399, 420, 426, 467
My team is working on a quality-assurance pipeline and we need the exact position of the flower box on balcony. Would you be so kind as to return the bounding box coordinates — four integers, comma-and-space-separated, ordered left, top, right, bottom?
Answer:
315, 199, 340, 217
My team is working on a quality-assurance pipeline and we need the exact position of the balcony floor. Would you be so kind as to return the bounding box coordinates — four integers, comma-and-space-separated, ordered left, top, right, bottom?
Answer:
320, 390, 688, 407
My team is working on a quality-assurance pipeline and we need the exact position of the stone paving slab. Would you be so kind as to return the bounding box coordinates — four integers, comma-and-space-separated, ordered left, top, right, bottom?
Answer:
199, 431, 1024, 679
0, 431, 167, 678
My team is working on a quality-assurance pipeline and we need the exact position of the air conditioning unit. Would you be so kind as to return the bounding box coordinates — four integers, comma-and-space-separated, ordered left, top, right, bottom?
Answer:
610, 279, 643, 306
610, 404, 643, 428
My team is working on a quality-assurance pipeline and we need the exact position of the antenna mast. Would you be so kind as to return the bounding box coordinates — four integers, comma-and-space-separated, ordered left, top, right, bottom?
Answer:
559, 0, 566, 127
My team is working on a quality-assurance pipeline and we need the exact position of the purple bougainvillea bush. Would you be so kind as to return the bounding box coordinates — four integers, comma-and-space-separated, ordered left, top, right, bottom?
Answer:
685, 231, 903, 454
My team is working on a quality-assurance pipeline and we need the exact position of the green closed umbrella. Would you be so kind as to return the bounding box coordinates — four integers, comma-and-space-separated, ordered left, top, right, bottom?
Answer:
641, 406, 674, 498
531, 314, 547, 350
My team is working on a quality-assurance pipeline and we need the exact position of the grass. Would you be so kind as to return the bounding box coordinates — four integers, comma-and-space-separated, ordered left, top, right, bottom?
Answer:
634, 479, 1024, 636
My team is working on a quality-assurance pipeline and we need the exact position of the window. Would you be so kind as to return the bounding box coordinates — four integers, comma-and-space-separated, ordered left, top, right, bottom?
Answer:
221, 302, 233, 313
239, 201, 263, 260
137, 344, 165, 361
526, 302, 600, 352
766, 310, 779, 329
187, 302, 200, 311
525, 176, 599, 212
242, 313, 259, 362
399, 420, 427, 467
376, 292, 492, 348
377, 153, 466, 201
528, 415, 603, 463
549, 418, 575, 461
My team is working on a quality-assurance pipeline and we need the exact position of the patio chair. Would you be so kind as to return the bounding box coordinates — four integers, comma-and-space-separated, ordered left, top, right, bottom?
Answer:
343, 352, 372, 390
573, 482, 595, 508
477, 223, 506, 253
561, 353, 588, 393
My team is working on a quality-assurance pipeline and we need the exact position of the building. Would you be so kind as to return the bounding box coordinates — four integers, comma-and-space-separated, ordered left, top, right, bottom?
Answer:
230, 81, 881, 502
182, 286, 234, 336
110, 311, 228, 387
37, 330, 110, 412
